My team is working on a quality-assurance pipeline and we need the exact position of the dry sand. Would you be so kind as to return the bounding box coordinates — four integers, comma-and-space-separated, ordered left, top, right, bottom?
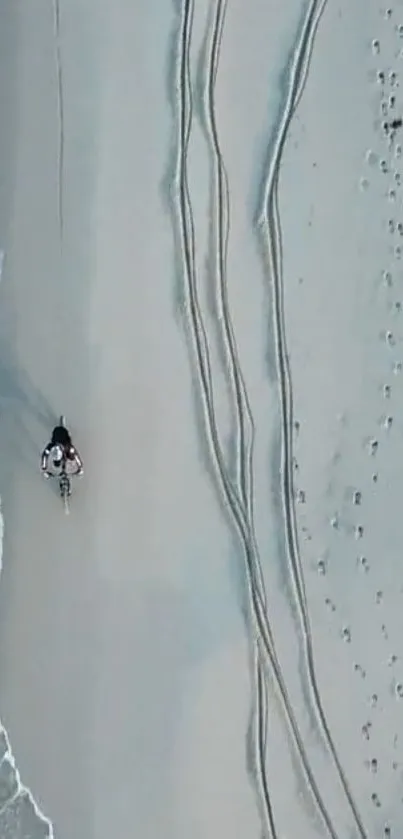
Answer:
0, 1, 401, 838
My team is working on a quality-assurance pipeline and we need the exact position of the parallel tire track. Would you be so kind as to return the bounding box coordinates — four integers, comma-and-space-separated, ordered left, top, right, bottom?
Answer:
204, 0, 254, 526
171, 1, 343, 837
257, 1, 368, 838
201, 2, 276, 835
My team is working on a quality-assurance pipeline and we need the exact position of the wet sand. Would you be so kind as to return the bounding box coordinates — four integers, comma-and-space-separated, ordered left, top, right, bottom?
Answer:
0, 1, 401, 838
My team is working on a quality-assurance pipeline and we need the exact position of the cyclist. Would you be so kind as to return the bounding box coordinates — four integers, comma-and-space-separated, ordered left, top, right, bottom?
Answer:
41, 419, 83, 477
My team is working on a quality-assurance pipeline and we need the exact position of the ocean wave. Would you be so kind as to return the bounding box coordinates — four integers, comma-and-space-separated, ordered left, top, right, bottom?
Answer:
0, 449, 53, 837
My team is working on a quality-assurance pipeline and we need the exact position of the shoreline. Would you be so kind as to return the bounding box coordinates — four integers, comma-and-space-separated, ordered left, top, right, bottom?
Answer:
0, 1, 401, 837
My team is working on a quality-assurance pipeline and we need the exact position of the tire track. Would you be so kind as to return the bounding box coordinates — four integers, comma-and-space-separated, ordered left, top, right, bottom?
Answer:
203, 0, 254, 527
257, 2, 368, 838
51, 0, 64, 249
254, 648, 276, 837
200, 2, 276, 835
170, 1, 342, 836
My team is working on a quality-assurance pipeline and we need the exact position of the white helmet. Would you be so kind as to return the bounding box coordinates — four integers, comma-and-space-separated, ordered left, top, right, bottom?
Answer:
52, 445, 64, 466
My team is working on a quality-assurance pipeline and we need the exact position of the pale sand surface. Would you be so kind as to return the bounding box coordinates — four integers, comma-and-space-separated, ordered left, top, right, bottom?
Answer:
0, 1, 402, 838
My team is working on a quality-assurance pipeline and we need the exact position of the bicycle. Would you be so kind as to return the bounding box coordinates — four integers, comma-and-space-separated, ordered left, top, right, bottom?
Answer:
44, 415, 80, 514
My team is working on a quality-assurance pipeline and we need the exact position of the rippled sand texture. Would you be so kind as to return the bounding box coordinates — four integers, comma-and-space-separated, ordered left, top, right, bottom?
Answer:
0, 0, 402, 838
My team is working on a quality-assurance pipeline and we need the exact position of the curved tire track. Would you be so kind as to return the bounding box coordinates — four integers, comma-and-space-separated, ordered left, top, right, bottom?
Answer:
169, 1, 346, 837
257, 1, 368, 838
200, 1, 276, 834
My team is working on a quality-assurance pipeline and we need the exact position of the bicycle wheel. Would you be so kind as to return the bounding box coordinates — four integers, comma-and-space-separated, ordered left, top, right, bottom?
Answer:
59, 472, 71, 514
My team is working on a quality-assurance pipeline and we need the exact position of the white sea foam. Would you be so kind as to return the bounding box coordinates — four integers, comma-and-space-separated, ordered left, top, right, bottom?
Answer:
0, 388, 53, 835
0, 720, 54, 835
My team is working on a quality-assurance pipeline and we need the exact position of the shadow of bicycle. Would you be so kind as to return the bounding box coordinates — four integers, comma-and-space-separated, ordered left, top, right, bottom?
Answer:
0, 339, 58, 486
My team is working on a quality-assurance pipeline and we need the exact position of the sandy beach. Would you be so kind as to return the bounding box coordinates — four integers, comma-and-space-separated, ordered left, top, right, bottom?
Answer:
0, 0, 402, 837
